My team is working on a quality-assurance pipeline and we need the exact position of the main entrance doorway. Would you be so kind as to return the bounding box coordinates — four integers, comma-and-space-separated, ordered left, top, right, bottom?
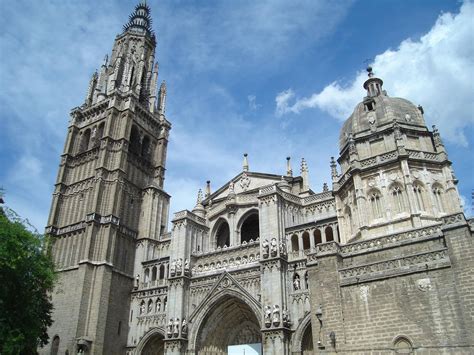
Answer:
140, 331, 165, 355
196, 295, 261, 355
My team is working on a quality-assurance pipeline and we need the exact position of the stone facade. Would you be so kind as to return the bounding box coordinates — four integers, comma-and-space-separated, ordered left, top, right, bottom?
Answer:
41, 3, 474, 355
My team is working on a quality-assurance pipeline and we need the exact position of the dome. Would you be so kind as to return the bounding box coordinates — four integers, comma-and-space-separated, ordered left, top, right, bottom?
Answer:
339, 75, 426, 151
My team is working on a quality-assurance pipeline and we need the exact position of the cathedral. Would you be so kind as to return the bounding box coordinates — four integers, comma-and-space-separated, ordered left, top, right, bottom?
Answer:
41, 3, 474, 355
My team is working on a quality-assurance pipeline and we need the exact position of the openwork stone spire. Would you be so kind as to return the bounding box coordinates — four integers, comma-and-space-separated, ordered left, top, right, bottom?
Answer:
123, 2, 155, 40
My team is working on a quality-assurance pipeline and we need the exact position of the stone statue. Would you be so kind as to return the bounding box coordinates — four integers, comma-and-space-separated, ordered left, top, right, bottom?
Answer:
176, 258, 183, 275
264, 306, 272, 327
156, 299, 161, 312
279, 240, 286, 256
181, 318, 187, 335
293, 275, 301, 290
167, 319, 173, 337
147, 301, 153, 313
184, 259, 190, 275
170, 259, 176, 276
262, 239, 269, 258
272, 305, 281, 326
282, 308, 290, 327
229, 181, 235, 194
270, 238, 278, 257
134, 274, 139, 289
173, 317, 180, 336
140, 302, 146, 315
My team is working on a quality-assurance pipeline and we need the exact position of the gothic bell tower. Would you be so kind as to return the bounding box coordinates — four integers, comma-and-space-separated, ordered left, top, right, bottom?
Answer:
42, 3, 171, 354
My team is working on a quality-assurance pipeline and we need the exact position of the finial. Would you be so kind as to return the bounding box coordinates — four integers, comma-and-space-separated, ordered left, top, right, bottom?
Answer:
323, 183, 329, 192
243, 153, 249, 172
286, 157, 293, 177
330, 157, 338, 178
196, 189, 203, 205
300, 158, 308, 173
103, 55, 109, 67
366, 66, 374, 78
205, 180, 211, 197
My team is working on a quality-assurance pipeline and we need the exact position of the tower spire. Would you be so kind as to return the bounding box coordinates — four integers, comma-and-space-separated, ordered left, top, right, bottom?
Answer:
301, 158, 310, 191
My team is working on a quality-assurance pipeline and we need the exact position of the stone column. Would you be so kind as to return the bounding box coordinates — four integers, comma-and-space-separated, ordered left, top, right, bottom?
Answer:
298, 234, 304, 257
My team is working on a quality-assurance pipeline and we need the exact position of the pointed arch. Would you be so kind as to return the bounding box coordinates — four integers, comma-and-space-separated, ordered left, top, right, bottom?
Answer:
134, 327, 166, 355
187, 287, 262, 353
292, 312, 313, 353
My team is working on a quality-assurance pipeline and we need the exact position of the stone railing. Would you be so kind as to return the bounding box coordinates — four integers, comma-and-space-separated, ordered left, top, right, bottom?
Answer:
142, 279, 168, 289
192, 242, 260, 275
302, 191, 332, 204
160, 232, 171, 240
172, 210, 206, 225
406, 149, 440, 162
259, 185, 277, 195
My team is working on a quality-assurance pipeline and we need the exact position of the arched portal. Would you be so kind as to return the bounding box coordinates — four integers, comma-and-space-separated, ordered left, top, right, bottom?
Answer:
137, 328, 165, 355
195, 295, 261, 355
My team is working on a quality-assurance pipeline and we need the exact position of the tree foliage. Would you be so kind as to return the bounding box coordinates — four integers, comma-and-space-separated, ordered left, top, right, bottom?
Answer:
0, 211, 56, 354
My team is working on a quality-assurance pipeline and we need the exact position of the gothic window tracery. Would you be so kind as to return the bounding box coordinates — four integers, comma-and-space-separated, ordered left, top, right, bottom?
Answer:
79, 129, 91, 153
413, 183, 425, 212
390, 184, 405, 214
432, 184, 445, 213
368, 189, 383, 220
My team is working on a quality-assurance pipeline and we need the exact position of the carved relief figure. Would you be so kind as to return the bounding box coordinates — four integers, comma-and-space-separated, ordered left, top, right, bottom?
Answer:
184, 259, 190, 275
176, 258, 183, 275
279, 240, 286, 256
170, 259, 176, 276
262, 239, 269, 258
270, 238, 278, 257
264, 306, 272, 327
167, 319, 173, 337
173, 317, 180, 336
272, 305, 280, 326
181, 318, 187, 335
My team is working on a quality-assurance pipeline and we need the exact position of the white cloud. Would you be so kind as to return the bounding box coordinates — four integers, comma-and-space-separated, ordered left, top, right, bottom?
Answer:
276, 1, 474, 145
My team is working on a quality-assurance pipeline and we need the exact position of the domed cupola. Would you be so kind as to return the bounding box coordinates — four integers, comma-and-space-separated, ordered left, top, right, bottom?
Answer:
339, 67, 426, 152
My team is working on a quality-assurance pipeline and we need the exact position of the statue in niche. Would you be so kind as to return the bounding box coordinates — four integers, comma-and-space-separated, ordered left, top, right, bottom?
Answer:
264, 306, 272, 327
140, 302, 145, 315
228, 181, 235, 195
184, 259, 190, 275
262, 239, 269, 258
167, 319, 173, 337
293, 274, 301, 290
176, 258, 183, 275
272, 305, 281, 326
156, 299, 161, 312
173, 317, 180, 337
181, 318, 188, 335
170, 259, 176, 276
147, 301, 153, 313
134, 274, 139, 289
270, 238, 278, 257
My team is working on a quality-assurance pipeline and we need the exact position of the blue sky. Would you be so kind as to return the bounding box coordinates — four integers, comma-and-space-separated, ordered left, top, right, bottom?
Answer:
0, 0, 473, 230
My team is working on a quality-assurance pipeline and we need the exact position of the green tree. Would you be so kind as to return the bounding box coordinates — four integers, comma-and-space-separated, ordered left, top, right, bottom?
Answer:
0, 209, 56, 354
